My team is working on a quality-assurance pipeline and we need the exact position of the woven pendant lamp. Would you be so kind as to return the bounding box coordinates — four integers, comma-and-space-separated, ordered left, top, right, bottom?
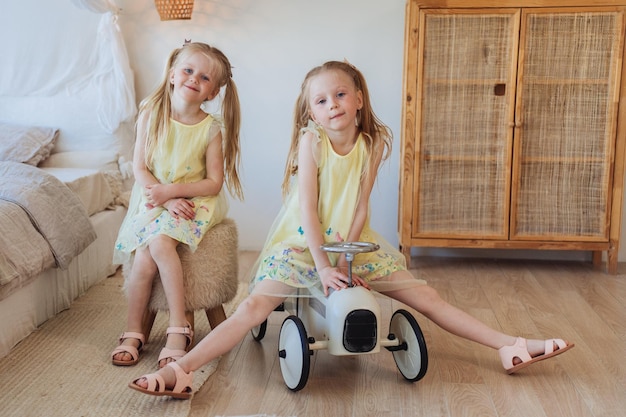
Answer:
155, 0, 194, 21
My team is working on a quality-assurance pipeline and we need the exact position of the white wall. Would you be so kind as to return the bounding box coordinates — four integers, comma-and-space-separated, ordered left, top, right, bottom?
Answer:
3, 0, 626, 262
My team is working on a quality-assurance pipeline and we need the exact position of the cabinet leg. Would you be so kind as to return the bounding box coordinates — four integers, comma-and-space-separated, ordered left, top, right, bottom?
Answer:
594, 248, 618, 275
606, 248, 618, 275
592, 251, 603, 271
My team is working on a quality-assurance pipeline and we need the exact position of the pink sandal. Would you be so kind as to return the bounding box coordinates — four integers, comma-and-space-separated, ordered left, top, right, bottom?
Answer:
499, 337, 574, 374
111, 332, 145, 366
157, 323, 194, 368
129, 361, 194, 399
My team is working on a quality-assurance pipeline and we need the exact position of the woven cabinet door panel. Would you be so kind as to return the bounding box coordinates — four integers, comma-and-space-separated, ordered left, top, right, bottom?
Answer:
413, 10, 519, 238
511, 8, 625, 241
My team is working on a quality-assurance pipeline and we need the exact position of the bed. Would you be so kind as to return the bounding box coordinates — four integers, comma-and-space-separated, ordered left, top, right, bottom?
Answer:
0, 1, 136, 358
0, 102, 134, 358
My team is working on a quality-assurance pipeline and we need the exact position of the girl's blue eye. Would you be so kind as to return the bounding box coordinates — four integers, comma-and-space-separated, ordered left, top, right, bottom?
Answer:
337, 92, 346, 98
317, 99, 326, 105
184, 68, 192, 74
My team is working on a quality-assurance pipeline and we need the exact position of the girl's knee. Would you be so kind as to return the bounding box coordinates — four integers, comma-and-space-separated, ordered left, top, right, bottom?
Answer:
420, 284, 441, 300
236, 295, 279, 327
409, 285, 447, 315
148, 235, 177, 258
130, 255, 157, 281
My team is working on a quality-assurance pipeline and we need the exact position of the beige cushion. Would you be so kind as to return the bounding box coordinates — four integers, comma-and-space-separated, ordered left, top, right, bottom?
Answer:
123, 219, 239, 311
0, 123, 59, 166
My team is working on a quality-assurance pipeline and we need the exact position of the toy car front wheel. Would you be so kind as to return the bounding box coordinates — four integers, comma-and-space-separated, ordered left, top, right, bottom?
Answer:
389, 309, 428, 382
278, 315, 310, 391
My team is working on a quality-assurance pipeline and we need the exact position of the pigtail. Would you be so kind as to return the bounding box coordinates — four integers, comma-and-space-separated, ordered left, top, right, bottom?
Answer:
221, 76, 243, 200
281, 88, 310, 198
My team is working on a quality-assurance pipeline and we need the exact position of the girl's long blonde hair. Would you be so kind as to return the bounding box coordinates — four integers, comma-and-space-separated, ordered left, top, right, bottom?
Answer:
281, 61, 392, 197
138, 42, 243, 200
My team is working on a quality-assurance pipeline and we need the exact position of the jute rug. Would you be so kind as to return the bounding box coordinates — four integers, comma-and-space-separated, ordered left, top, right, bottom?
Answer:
0, 272, 248, 417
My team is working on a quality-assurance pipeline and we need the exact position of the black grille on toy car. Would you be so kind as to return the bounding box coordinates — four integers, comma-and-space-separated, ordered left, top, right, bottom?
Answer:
343, 309, 377, 352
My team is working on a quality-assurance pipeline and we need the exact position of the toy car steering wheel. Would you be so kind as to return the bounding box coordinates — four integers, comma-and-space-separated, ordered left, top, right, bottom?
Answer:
320, 241, 379, 286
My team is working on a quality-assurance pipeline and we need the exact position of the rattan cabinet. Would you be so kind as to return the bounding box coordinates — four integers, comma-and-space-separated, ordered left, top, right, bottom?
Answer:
399, 0, 626, 273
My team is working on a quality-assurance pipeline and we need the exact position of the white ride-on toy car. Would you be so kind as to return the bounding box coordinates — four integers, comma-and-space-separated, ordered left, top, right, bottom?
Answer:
251, 241, 428, 391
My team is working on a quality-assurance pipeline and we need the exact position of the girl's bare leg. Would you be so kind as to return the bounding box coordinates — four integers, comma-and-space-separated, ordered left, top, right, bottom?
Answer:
113, 247, 158, 363
381, 270, 554, 358
134, 280, 291, 389
148, 235, 189, 367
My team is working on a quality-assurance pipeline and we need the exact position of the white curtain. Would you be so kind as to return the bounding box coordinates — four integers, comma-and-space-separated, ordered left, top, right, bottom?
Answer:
0, 0, 136, 133
70, 0, 137, 132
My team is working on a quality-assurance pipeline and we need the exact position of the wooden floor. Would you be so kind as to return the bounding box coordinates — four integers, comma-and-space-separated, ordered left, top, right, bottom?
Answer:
189, 252, 626, 417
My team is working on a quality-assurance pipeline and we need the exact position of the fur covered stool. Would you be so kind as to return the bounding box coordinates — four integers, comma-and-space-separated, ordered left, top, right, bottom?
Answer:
123, 218, 239, 344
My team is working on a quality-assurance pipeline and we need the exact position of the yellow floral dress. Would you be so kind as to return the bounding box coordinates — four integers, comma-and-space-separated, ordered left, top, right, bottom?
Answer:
113, 114, 228, 264
250, 122, 424, 294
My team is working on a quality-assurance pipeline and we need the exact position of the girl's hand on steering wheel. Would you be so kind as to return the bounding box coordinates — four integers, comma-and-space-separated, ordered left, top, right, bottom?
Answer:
336, 263, 371, 291
350, 274, 370, 290
319, 266, 370, 296
319, 266, 348, 296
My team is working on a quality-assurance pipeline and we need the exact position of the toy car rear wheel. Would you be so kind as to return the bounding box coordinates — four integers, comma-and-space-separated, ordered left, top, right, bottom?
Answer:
251, 319, 267, 341
278, 315, 310, 391
389, 309, 428, 382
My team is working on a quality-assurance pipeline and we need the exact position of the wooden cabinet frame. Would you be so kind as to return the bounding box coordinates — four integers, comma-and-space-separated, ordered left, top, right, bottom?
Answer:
399, 0, 626, 273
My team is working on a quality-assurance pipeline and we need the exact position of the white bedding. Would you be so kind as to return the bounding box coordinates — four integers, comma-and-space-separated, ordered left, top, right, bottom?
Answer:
0, 164, 129, 358
0, 205, 126, 358
0, 161, 129, 359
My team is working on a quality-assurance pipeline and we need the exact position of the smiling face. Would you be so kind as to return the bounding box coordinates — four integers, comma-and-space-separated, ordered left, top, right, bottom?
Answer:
169, 51, 220, 105
307, 69, 363, 134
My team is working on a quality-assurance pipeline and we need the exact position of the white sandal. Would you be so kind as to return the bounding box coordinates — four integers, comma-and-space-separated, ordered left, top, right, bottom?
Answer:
111, 331, 145, 366
157, 323, 194, 367
499, 337, 574, 374
129, 361, 194, 399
